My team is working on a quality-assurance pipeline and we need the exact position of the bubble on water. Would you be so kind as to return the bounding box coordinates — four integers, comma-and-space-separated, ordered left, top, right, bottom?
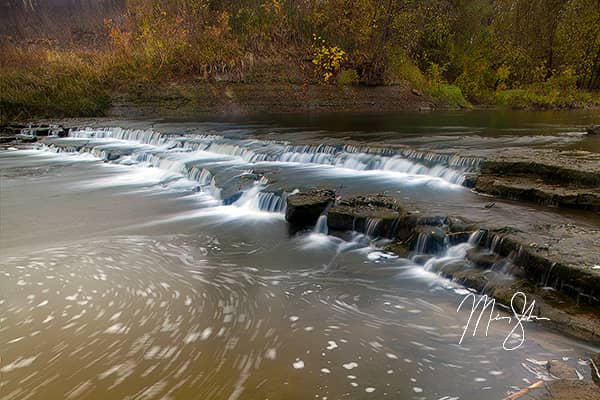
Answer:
105, 323, 127, 334
200, 327, 213, 340
321, 368, 330, 374
365, 387, 375, 393
65, 380, 92, 399
109, 312, 122, 321
289, 316, 299, 322
385, 353, 398, 359
265, 349, 277, 360
413, 387, 423, 393
293, 359, 305, 369
343, 362, 358, 370
326, 341, 338, 350
184, 332, 201, 344
0, 355, 39, 372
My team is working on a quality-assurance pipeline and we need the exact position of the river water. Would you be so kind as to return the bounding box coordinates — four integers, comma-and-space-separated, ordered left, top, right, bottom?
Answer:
1, 111, 598, 399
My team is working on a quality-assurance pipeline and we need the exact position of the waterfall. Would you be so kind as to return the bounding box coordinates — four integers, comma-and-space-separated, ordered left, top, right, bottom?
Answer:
313, 215, 328, 234
467, 230, 486, 246
364, 218, 381, 237
415, 232, 430, 254
65, 127, 481, 185
233, 185, 287, 213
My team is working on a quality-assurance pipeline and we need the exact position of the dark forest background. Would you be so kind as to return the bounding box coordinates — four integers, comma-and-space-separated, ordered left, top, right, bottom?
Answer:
1, 0, 599, 118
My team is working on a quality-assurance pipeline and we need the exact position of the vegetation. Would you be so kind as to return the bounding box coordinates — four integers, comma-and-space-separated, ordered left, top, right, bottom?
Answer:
1, 0, 599, 119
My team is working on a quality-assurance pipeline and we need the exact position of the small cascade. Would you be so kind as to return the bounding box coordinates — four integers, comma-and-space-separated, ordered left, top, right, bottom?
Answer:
414, 232, 430, 254
69, 127, 167, 145
187, 167, 221, 198
233, 185, 287, 213
63, 127, 482, 185
423, 241, 472, 272
490, 234, 504, 253
364, 218, 382, 237
313, 215, 329, 235
468, 230, 486, 246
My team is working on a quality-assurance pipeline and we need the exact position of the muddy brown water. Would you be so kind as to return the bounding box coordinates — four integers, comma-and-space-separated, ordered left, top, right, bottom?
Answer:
1, 110, 599, 399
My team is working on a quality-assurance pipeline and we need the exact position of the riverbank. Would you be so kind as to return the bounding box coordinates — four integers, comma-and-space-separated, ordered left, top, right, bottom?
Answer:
3, 77, 600, 124
285, 190, 600, 344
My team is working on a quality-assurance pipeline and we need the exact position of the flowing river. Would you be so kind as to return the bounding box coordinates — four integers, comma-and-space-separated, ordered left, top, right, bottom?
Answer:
1, 111, 599, 399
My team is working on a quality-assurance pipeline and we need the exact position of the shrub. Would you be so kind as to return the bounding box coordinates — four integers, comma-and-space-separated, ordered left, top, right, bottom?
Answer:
428, 83, 471, 108
0, 47, 109, 120
311, 34, 346, 83
337, 68, 358, 85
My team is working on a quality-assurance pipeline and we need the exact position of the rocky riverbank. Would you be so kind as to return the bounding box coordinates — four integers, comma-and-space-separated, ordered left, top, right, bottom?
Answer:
286, 190, 600, 344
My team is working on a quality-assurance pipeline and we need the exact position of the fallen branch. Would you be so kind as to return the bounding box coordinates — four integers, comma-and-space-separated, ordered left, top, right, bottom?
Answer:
502, 380, 544, 400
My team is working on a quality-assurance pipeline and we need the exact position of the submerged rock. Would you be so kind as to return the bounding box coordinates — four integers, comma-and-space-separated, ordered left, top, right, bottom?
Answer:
285, 188, 335, 230
586, 125, 600, 135
383, 240, 410, 258
466, 248, 500, 269
546, 360, 579, 380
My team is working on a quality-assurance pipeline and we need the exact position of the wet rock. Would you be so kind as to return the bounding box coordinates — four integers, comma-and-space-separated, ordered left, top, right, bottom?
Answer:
592, 353, 600, 387
415, 215, 448, 227
222, 192, 243, 205
546, 360, 578, 380
466, 248, 500, 269
474, 175, 600, 212
479, 159, 600, 188
327, 194, 407, 237
285, 188, 335, 230
539, 380, 600, 400
17, 134, 38, 142
461, 173, 478, 188
383, 241, 410, 258
474, 230, 600, 304
410, 225, 446, 254
219, 173, 261, 201
587, 125, 600, 135
429, 259, 468, 276
447, 216, 477, 233
447, 216, 478, 244
442, 267, 600, 343
451, 269, 492, 293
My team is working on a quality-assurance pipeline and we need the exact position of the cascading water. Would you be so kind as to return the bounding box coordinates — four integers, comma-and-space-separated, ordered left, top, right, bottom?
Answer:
414, 232, 430, 254
421, 231, 487, 273
364, 218, 382, 237
232, 185, 287, 213
313, 214, 329, 234
63, 127, 480, 185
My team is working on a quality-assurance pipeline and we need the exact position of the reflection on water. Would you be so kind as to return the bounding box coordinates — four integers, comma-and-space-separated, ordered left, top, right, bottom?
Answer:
1, 114, 598, 399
